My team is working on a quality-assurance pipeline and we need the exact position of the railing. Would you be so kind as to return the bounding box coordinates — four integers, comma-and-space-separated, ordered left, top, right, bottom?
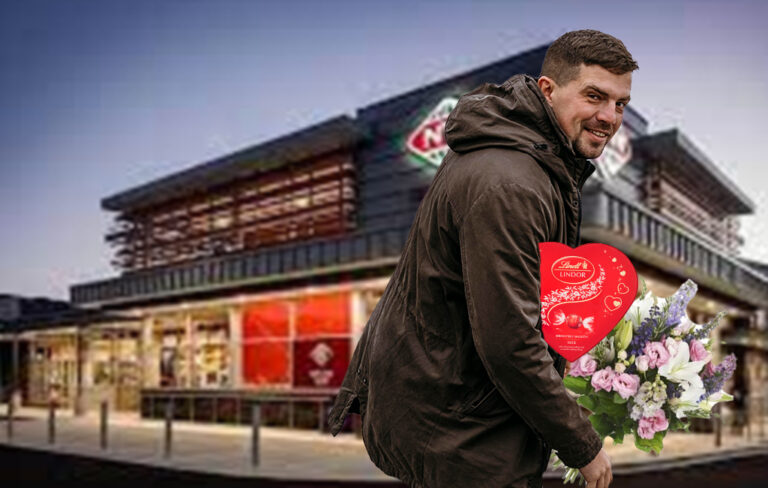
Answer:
584, 187, 768, 306
71, 226, 411, 306
139, 388, 335, 432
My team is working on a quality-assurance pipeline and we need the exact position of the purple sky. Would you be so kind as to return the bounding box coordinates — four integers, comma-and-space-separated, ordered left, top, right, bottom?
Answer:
1, 0, 767, 300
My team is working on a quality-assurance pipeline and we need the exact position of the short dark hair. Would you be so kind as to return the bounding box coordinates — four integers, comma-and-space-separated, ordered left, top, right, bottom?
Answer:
541, 29, 638, 85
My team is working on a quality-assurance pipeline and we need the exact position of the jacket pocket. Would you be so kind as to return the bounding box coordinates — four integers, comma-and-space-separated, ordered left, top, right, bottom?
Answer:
457, 384, 511, 418
327, 387, 359, 436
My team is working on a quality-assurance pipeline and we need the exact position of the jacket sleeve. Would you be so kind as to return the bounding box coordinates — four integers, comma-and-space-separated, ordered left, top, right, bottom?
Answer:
458, 181, 602, 469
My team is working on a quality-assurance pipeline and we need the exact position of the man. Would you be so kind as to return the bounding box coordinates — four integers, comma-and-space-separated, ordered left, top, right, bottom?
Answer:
327, 30, 637, 488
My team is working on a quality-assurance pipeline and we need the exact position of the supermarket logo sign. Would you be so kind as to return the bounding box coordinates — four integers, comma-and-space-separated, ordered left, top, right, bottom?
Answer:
406, 97, 458, 167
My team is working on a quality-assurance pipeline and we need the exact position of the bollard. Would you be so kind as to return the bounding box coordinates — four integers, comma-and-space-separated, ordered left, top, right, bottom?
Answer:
164, 399, 173, 459
317, 400, 325, 434
251, 403, 260, 467
100, 401, 108, 450
714, 403, 722, 447
48, 401, 56, 445
5, 395, 13, 441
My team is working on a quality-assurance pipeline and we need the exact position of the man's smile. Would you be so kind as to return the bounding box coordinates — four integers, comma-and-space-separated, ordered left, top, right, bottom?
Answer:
584, 127, 610, 142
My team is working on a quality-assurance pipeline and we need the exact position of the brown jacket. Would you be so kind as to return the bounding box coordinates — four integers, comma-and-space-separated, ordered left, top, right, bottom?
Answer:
327, 74, 602, 488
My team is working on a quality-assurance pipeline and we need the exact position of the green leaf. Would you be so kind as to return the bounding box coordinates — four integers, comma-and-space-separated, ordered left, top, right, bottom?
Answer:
683, 408, 712, 419
588, 413, 614, 438
634, 430, 665, 454
612, 428, 625, 444
594, 395, 628, 417
577, 395, 597, 412
637, 275, 648, 299
634, 432, 653, 453
650, 431, 665, 454
564, 376, 590, 395
613, 391, 629, 404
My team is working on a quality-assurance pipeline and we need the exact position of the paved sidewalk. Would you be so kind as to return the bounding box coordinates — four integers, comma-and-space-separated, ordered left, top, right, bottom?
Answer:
2, 406, 767, 481
2, 407, 393, 482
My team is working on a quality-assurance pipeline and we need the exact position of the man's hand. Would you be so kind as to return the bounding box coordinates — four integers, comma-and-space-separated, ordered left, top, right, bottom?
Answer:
579, 448, 612, 488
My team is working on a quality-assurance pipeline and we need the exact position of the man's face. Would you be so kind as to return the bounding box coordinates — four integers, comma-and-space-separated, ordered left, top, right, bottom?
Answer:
538, 64, 632, 159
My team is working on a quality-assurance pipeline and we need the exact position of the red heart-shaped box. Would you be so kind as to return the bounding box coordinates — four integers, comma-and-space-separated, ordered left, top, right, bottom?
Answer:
538, 242, 638, 362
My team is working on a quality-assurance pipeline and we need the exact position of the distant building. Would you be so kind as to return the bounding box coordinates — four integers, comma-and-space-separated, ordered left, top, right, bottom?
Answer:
3, 44, 767, 432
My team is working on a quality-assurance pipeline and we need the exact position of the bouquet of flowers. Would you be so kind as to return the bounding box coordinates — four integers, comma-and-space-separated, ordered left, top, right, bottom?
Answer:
551, 278, 737, 485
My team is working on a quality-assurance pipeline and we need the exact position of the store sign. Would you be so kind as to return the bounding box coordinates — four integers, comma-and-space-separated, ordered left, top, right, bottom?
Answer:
293, 338, 349, 388
593, 125, 632, 179
406, 97, 458, 167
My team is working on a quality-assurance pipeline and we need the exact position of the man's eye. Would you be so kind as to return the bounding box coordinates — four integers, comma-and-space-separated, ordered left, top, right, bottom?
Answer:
587, 93, 600, 100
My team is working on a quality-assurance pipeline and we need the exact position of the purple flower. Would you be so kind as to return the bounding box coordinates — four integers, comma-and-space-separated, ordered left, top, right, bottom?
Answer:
612, 373, 640, 399
628, 304, 661, 358
667, 280, 698, 326
700, 353, 737, 401
666, 382, 683, 400
591, 367, 616, 392
569, 354, 598, 378
644, 342, 671, 369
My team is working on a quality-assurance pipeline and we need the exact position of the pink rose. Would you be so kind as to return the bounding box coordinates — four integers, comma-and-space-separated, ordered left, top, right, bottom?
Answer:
569, 354, 597, 378
689, 339, 711, 363
704, 361, 716, 376
644, 342, 670, 369
637, 417, 656, 439
612, 373, 640, 399
650, 408, 669, 432
591, 367, 615, 392
638, 409, 669, 439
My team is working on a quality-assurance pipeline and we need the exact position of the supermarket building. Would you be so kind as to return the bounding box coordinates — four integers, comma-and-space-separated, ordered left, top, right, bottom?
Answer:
1, 44, 767, 433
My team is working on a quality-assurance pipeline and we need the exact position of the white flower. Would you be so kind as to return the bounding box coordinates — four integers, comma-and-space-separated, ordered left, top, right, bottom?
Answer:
672, 315, 695, 337
615, 363, 626, 374
624, 292, 658, 331
636, 355, 649, 372
664, 337, 681, 358
658, 340, 707, 386
618, 350, 627, 361
660, 348, 706, 387
699, 390, 734, 413
668, 397, 699, 419
659, 341, 708, 418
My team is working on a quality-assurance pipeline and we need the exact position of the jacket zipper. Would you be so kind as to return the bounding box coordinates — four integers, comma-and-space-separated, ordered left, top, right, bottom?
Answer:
575, 188, 583, 247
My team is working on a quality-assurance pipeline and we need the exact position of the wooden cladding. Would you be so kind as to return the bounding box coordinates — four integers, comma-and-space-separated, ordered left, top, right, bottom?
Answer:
645, 170, 744, 252
107, 151, 358, 272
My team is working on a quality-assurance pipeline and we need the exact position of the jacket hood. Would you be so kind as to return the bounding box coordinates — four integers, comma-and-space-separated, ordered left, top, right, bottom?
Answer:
444, 74, 594, 190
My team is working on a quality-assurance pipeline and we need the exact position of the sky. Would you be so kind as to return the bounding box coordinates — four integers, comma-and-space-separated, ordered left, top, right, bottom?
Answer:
1, 0, 767, 300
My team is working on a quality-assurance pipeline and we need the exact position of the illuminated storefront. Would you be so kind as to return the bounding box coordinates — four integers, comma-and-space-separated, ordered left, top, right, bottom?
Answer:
3, 44, 764, 433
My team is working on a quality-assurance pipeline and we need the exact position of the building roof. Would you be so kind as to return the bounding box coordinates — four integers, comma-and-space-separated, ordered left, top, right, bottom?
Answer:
101, 115, 364, 213
633, 129, 755, 215
0, 294, 139, 333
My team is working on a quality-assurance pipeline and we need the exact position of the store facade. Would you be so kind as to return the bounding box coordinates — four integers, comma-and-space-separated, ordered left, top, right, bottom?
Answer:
6, 44, 767, 432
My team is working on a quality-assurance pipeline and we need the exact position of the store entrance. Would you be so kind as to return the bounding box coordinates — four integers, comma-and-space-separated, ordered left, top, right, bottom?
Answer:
86, 327, 141, 412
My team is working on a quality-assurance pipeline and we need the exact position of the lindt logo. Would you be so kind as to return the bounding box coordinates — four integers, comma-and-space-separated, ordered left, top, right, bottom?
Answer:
406, 97, 458, 167
551, 256, 595, 284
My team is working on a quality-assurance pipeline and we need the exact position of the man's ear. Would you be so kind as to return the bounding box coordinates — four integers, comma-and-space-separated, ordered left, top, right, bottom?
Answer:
537, 76, 556, 107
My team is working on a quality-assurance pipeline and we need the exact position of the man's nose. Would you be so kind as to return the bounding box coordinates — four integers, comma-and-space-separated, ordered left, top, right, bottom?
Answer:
595, 103, 618, 126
